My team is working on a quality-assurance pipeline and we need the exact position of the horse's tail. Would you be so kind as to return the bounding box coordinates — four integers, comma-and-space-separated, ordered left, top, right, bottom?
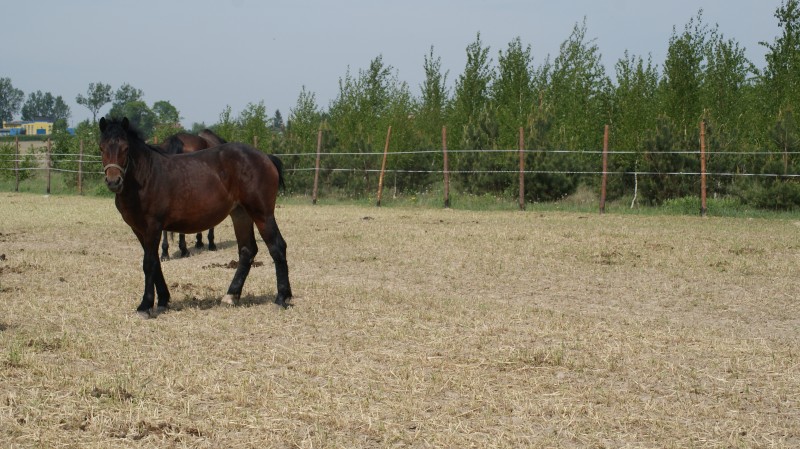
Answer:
267, 154, 286, 191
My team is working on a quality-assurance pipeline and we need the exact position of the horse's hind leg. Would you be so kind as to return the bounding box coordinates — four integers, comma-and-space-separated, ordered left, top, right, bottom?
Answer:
160, 230, 170, 261
222, 208, 258, 306
194, 232, 204, 249
207, 227, 216, 251
256, 214, 292, 307
178, 233, 190, 257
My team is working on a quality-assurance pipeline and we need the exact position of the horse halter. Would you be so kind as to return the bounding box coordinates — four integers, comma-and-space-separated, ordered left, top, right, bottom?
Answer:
103, 162, 127, 179
103, 163, 126, 175
102, 140, 130, 180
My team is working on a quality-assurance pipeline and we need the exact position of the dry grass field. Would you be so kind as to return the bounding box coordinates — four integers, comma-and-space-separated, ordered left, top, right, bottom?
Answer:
0, 192, 798, 448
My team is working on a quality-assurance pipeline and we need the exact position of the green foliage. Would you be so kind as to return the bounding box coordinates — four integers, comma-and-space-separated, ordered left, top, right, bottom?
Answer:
282, 87, 322, 194
76, 82, 112, 123
639, 117, 699, 205
326, 55, 413, 196
661, 10, 708, 133
0, 141, 36, 182
8, 4, 800, 213
493, 37, 536, 147
608, 52, 659, 199
0, 77, 24, 122
450, 33, 494, 151
237, 101, 273, 149
416, 46, 450, 148
21, 90, 71, 122
762, 0, 800, 114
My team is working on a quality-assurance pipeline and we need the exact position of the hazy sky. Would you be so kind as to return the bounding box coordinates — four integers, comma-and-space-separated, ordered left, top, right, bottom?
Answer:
3, 0, 783, 128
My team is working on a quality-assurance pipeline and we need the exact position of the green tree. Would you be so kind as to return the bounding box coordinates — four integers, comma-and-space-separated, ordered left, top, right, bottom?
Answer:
151, 100, 182, 142
640, 117, 698, 204
449, 33, 495, 194
118, 101, 156, 138
237, 101, 272, 149
450, 32, 494, 151
215, 105, 237, 142
328, 55, 412, 195
493, 37, 536, 147
271, 109, 285, 133
286, 86, 323, 194
105, 84, 154, 136
0, 77, 24, 122
76, 82, 112, 123
761, 0, 800, 115
610, 52, 660, 198
545, 19, 611, 195
701, 31, 759, 196
415, 46, 450, 148
660, 10, 708, 134
152, 100, 180, 125
20, 91, 71, 122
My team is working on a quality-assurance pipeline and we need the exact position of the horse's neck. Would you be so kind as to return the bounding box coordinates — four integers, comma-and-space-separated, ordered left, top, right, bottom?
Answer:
128, 141, 161, 186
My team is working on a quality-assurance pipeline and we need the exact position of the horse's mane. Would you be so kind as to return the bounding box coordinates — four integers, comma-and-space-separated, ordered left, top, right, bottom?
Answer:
100, 116, 146, 142
161, 134, 186, 154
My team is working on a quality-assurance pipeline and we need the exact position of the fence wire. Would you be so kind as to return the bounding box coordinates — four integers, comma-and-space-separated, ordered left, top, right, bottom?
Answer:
2, 147, 800, 178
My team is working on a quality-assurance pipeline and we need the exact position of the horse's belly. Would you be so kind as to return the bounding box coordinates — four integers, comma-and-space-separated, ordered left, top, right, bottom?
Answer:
163, 204, 232, 234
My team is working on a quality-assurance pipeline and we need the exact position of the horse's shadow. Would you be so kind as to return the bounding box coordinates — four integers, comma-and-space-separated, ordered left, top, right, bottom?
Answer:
169, 293, 281, 312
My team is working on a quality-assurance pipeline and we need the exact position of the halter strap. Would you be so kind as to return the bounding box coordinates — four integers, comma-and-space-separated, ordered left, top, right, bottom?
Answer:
103, 163, 127, 176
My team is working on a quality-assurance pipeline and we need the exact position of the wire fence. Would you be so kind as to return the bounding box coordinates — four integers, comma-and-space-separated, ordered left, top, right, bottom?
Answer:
5, 148, 800, 176
2, 131, 799, 213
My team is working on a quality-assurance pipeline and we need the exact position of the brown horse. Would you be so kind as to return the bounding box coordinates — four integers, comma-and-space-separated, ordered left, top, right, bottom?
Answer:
99, 117, 292, 317
156, 130, 227, 260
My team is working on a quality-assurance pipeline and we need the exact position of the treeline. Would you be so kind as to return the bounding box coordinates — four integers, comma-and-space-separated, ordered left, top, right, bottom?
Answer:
6, 3, 800, 209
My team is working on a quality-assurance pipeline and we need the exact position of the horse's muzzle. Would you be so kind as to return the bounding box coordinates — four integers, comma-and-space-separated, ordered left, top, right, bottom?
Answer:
105, 176, 123, 193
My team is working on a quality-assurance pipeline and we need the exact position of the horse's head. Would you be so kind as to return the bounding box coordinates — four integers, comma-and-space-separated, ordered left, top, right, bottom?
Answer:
99, 117, 132, 193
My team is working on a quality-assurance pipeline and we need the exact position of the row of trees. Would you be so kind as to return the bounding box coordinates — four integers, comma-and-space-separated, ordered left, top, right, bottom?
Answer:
4, 2, 800, 209
0, 79, 70, 125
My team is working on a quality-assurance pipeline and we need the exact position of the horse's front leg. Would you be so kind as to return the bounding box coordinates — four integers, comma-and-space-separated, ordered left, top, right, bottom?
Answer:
138, 229, 171, 318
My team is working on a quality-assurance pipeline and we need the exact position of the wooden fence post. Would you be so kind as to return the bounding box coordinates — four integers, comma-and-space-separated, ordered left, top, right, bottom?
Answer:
14, 136, 19, 192
253, 135, 258, 149
518, 127, 525, 211
376, 126, 392, 207
312, 129, 322, 205
442, 126, 450, 208
46, 138, 52, 195
78, 139, 84, 195
600, 124, 609, 214
700, 120, 707, 217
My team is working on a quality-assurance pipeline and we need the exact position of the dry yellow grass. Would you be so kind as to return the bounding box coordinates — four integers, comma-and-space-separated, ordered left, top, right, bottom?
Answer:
0, 192, 798, 448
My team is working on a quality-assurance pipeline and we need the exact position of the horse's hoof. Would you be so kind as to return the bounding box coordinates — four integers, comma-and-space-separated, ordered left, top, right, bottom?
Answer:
274, 298, 293, 309
208, 244, 217, 251
154, 306, 169, 316
195, 242, 204, 249
221, 294, 238, 306
160, 255, 170, 262
136, 310, 153, 319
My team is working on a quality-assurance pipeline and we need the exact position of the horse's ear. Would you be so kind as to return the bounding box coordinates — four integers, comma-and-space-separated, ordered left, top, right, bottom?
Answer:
99, 117, 107, 132
121, 117, 130, 130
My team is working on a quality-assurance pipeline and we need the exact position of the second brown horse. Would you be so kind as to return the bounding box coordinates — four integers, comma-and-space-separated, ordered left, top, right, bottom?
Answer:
157, 130, 226, 260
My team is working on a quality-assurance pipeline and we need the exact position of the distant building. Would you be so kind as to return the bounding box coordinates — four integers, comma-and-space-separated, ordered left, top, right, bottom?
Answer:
0, 119, 54, 136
